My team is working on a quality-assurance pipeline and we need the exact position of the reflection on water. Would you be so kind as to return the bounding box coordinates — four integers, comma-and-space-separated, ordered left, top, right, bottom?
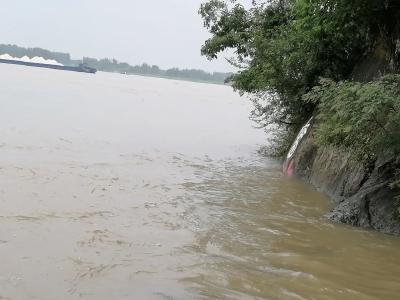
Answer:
0, 64, 399, 300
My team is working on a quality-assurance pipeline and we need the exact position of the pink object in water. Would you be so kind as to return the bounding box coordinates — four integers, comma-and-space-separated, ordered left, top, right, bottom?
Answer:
285, 159, 295, 177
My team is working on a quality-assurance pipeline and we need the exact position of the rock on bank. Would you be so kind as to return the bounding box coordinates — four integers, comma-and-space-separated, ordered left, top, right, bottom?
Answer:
286, 122, 400, 235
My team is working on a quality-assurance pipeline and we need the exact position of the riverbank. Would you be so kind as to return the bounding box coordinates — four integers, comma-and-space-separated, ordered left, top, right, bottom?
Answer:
198, 1, 400, 237
0, 44, 231, 85
289, 124, 400, 235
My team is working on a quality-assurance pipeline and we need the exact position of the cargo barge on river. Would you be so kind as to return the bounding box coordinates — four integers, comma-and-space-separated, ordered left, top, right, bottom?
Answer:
0, 58, 97, 74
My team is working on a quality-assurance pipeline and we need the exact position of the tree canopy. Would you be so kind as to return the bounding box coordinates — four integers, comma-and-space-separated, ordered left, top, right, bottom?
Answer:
200, 0, 400, 128
200, 0, 400, 156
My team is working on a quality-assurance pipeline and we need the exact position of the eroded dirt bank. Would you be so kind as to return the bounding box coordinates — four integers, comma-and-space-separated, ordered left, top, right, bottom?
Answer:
291, 125, 400, 235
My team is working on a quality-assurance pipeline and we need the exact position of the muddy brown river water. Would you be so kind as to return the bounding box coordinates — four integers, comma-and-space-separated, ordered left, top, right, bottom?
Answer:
0, 64, 399, 300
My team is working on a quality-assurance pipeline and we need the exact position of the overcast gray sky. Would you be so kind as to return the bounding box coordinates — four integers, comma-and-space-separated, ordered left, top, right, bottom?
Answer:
0, 0, 236, 72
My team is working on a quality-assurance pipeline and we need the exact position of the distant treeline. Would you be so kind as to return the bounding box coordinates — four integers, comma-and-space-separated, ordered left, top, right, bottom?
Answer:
0, 44, 231, 84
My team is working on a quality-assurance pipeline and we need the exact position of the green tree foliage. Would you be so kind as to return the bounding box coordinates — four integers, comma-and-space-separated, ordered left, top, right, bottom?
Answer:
303, 75, 400, 159
200, 0, 399, 130
0, 44, 231, 84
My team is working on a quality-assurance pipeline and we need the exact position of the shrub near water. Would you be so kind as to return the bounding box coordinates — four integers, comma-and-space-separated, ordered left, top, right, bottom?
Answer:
303, 75, 400, 159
